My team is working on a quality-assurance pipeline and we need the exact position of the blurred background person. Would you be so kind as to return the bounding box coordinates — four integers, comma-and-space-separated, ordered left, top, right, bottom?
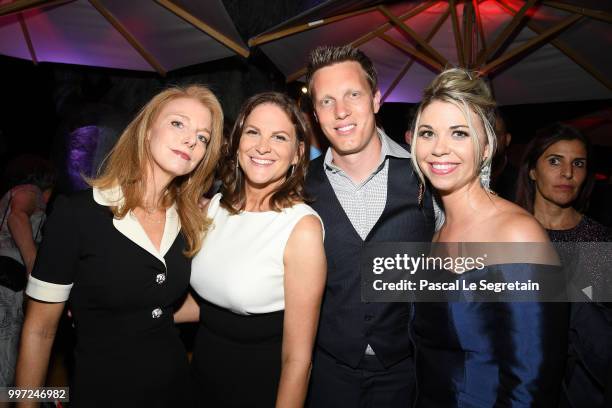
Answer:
403, 105, 418, 147
490, 110, 518, 201
298, 93, 326, 160
516, 122, 612, 408
0, 155, 55, 391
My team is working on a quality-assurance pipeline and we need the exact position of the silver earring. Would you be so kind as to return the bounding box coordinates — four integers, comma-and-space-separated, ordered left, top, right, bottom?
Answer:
480, 159, 491, 190
289, 165, 295, 177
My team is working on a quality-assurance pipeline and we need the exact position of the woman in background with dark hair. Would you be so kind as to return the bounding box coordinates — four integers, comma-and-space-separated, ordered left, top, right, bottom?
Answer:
516, 123, 603, 234
516, 122, 612, 408
176, 92, 326, 407
0, 156, 55, 391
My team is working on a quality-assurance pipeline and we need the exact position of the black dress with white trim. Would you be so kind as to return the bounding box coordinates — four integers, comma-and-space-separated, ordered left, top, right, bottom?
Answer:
27, 187, 193, 408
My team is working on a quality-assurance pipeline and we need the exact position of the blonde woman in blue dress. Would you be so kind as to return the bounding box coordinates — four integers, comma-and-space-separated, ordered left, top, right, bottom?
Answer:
410, 68, 568, 407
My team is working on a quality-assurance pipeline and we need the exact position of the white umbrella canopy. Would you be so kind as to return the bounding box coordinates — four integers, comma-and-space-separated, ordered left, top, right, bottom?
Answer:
0, 0, 249, 75
250, 0, 612, 105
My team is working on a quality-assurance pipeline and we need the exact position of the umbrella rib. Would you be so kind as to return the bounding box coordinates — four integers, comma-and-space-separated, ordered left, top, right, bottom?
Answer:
156, 0, 249, 58
284, 1, 439, 83
542, 1, 612, 24
349, 1, 437, 48
378, 5, 448, 68
88, 0, 166, 76
463, 0, 475, 68
382, 7, 450, 102
449, 0, 465, 67
249, 6, 378, 47
287, 68, 308, 83
18, 13, 38, 64
381, 60, 414, 104
473, 0, 487, 55
0, 0, 75, 17
476, 0, 536, 68
497, 0, 612, 90
480, 13, 582, 75
378, 34, 443, 72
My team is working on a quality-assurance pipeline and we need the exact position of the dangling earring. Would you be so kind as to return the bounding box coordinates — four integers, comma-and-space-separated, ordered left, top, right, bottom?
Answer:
289, 165, 295, 177
480, 158, 491, 190
235, 157, 241, 180
417, 182, 424, 207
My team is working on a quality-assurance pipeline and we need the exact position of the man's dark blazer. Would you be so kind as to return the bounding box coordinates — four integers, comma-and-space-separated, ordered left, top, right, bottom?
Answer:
305, 151, 435, 368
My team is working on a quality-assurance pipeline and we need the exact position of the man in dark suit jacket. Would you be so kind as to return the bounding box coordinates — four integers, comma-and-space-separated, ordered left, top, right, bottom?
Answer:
304, 45, 435, 407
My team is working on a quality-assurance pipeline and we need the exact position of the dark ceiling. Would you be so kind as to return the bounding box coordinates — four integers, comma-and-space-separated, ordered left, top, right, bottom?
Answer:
222, 0, 327, 41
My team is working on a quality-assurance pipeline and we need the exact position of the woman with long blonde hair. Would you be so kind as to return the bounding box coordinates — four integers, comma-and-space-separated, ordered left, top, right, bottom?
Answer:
15, 84, 223, 407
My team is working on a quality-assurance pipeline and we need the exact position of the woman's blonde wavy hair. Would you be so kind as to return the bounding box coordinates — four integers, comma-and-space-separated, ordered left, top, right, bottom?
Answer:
411, 68, 497, 187
89, 85, 223, 257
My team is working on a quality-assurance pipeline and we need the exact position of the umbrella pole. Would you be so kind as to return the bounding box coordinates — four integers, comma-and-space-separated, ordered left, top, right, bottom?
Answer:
17, 14, 37, 64
156, 0, 249, 58
481, 13, 582, 75
382, 7, 450, 102
283, 1, 439, 83
88, 0, 167, 76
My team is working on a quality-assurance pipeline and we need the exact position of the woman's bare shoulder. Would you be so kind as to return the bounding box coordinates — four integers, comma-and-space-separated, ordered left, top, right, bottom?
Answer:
488, 197, 548, 242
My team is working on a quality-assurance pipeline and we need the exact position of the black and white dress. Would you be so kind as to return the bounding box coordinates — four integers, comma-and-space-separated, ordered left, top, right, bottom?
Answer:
26, 187, 193, 407
190, 193, 323, 407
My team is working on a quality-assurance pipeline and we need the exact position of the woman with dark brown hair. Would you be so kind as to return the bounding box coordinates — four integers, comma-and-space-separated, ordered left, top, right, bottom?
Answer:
15, 84, 223, 407
516, 123, 596, 220
516, 123, 612, 408
176, 92, 326, 407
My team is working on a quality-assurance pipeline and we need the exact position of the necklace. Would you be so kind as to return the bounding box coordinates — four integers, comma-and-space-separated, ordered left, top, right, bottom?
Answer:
137, 206, 165, 224
143, 212, 165, 224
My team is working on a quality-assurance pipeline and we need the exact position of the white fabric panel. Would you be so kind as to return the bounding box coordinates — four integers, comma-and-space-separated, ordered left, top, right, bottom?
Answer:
103, 0, 238, 71
22, 0, 151, 70
492, 42, 612, 105
26, 275, 73, 303
385, 59, 438, 103
173, 0, 246, 47
0, 0, 246, 72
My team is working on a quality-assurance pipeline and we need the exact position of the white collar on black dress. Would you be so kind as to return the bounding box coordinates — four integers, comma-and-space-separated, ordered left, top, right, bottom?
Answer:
92, 186, 181, 267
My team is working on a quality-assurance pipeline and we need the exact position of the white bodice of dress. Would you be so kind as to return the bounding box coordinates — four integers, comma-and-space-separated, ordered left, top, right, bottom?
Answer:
191, 193, 323, 315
